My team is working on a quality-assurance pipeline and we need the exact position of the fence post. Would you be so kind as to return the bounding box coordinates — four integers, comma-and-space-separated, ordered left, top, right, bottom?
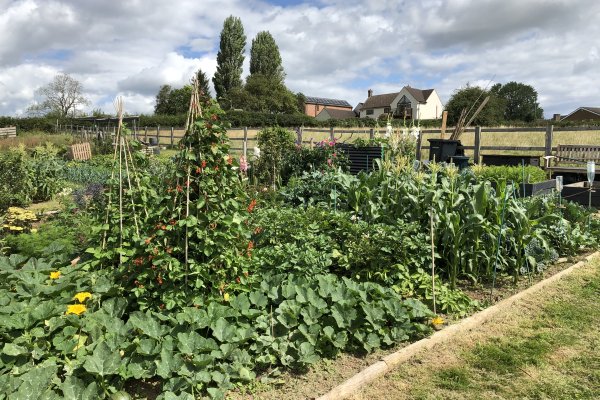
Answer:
545, 125, 553, 157
329, 126, 335, 142
170, 127, 174, 146
243, 127, 248, 158
156, 126, 160, 146
416, 130, 423, 161
474, 126, 481, 163
296, 127, 303, 146
144, 127, 148, 142
369, 128, 375, 141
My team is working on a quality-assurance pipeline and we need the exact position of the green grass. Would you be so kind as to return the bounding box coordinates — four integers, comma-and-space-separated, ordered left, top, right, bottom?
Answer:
468, 334, 551, 374
352, 260, 600, 400
436, 367, 471, 391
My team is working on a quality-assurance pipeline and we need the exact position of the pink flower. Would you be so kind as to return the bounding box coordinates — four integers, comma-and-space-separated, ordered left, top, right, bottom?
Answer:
327, 158, 333, 167
239, 156, 248, 172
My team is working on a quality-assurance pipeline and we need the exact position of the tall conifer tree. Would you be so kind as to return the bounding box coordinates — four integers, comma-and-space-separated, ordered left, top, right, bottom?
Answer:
195, 69, 212, 101
213, 16, 246, 106
249, 31, 285, 83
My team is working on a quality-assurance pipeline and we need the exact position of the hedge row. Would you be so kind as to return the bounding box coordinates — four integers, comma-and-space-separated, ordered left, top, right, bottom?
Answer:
3, 113, 600, 133
0, 117, 60, 133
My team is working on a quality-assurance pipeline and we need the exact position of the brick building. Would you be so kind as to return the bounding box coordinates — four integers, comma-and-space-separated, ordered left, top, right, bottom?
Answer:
304, 96, 353, 117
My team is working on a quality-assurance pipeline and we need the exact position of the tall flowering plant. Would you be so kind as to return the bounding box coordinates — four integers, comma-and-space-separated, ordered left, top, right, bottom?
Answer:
112, 92, 258, 310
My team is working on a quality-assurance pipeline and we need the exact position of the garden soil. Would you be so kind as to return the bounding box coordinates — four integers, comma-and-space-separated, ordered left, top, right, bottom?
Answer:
226, 252, 596, 400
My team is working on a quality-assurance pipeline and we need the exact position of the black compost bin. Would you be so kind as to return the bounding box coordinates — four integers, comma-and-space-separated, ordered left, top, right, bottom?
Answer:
451, 155, 470, 170
428, 139, 464, 163
335, 144, 383, 175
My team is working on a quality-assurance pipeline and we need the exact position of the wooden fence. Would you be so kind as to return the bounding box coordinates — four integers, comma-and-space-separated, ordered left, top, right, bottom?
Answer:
56, 124, 600, 162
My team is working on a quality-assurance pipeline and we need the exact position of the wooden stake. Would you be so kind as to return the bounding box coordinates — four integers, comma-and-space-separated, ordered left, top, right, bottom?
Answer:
440, 111, 448, 139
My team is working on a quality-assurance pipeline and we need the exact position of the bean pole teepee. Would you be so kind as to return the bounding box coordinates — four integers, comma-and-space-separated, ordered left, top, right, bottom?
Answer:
101, 97, 148, 256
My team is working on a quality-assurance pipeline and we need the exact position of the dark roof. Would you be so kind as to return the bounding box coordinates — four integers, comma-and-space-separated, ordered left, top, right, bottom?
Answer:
582, 107, 600, 114
405, 86, 434, 103
361, 86, 436, 110
318, 108, 357, 120
361, 92, 400, 110
561, 107, 600, 121
305, 96, 352, 108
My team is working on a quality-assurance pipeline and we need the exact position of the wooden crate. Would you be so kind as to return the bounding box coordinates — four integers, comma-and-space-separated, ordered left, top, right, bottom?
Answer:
69, 143, 92, 161
0, 126, 16, 138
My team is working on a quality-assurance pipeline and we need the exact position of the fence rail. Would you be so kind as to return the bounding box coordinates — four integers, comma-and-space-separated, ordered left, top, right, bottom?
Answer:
56, 124, 600, 162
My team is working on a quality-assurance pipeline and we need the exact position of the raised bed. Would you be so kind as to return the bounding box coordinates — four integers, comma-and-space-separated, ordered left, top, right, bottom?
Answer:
336, 144, 383, 175
491, 179, 556, 197
562, 182, 600, 207
481, 154, 540, 167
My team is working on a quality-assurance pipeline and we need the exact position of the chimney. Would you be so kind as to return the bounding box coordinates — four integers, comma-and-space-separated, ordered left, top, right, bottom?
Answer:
553, 113, 561, 122
368, 89, 373, 98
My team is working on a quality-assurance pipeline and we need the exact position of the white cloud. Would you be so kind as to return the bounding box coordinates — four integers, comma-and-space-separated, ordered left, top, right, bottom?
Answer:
0, 0, 598, 117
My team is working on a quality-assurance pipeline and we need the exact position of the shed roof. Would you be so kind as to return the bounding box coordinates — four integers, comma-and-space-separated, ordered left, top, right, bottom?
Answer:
318, 108, 357, 120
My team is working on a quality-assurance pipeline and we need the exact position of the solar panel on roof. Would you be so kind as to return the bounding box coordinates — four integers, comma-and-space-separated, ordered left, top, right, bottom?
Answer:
306, 96, 352, 107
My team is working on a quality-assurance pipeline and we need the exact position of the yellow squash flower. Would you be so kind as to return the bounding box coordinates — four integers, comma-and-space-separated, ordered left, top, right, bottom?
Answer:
431, 316, 445, 325
73, 292, 92, 303
66, 304, 87, 316
223, 293, 230, 301
50, 271, 61, 280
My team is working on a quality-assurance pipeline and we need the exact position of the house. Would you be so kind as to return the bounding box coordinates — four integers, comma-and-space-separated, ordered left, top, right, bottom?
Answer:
358, 86, 443, 120
304, 96, 353, 117
315, 107, 357, 121
560, 107, 600, 122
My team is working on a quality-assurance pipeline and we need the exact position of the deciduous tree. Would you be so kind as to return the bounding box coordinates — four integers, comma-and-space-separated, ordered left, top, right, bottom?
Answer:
27, 73, 90, 117
444, 84, 505, 126
491, 81, 544, 122
154, 85, 192, 115
231, 74, 298, 114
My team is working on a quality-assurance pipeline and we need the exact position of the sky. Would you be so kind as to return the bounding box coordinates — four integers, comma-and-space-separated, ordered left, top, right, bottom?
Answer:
0, 0, 598, 118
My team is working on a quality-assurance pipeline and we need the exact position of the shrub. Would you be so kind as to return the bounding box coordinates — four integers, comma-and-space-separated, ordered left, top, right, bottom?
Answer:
252, 126, 296, 185
29, 143, 66, 202
0, 148, 32, 210
472, 165, 547, 185
4, 223, 76, 260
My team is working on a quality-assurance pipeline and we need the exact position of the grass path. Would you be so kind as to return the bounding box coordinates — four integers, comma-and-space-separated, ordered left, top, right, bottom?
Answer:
350, 258, 600, 400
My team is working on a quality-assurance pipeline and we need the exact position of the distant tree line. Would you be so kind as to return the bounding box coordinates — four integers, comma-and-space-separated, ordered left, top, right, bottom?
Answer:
444, 81, 545, 126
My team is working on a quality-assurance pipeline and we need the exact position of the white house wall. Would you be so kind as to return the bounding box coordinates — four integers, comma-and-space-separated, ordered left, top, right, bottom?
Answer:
360, 88, 444, 120
418, 90, 443, 119
359, 107, 388, 119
